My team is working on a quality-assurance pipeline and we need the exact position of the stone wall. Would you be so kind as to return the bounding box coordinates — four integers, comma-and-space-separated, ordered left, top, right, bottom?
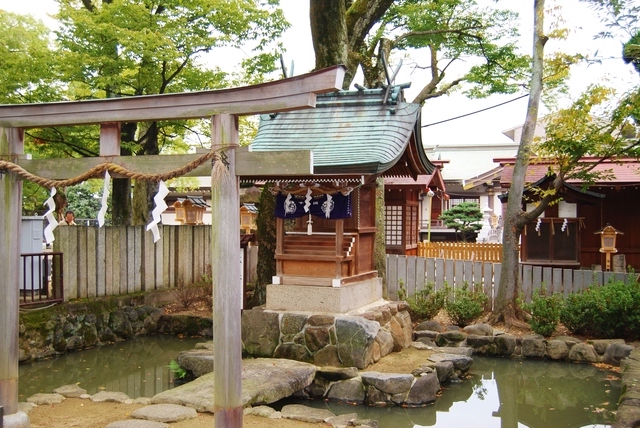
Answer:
18, 293, 213, 362
241, 302, 413, 369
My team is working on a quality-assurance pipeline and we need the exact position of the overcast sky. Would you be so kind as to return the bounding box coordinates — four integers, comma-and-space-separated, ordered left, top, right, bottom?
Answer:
1, 0, 637, 148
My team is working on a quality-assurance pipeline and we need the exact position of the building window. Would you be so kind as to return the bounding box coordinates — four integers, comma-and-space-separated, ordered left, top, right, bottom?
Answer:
522, 218, 580, 265
385, 205, 403, 246
448, 196, 480, 210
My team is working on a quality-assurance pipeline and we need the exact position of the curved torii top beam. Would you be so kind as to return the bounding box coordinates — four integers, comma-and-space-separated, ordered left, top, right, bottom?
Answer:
0, 66, 345, 128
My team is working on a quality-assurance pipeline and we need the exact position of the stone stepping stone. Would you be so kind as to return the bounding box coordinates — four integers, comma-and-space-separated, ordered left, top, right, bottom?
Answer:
90, 391, 131, 403
131, 404, 197, 423
53, 384, 87, 397
105, 420, 169, 428
26, 393, 65, 405
243, 405, 281, 418
281, 404, 335, 423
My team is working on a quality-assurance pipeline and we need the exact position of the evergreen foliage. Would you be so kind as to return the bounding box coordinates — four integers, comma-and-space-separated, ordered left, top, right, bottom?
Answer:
438, 202, 483, 242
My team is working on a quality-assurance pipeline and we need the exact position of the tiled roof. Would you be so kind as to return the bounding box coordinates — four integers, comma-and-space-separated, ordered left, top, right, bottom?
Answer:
498, 158, 640, 186
249, 86, 434, 179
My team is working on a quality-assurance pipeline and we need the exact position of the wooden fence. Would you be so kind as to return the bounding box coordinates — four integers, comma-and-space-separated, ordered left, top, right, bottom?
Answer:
417, 241, 504, 262
53, 225, 213, 301
387, 254, 636, 309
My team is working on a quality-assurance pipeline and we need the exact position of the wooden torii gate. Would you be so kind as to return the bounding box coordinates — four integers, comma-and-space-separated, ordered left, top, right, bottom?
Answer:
0, 65, 345, 427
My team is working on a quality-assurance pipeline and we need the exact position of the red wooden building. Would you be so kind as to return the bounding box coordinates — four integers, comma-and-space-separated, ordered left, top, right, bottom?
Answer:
498, 158, 640, 271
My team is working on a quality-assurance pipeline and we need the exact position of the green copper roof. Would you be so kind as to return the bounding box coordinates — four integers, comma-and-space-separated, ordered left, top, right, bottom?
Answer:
249, 86, 434, 178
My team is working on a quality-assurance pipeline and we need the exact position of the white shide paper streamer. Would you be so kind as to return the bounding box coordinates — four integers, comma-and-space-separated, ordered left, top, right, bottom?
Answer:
43, 187, 58, 244
146, 181, 169, 243
97, 171, 111, 227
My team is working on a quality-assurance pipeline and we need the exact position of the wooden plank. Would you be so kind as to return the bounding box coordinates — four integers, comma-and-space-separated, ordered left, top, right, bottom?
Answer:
463, 260, 473, 286
163, 226, 172, 288
593, 269, 604, 287
105, 227, 114, 297
415, 257, 427, 293
126, 227, 136, 294
397, 255, 408, 298
573, 269, 585, 293
387, 255, 398, 299
532, 266, 542, 297
482, 261, 492, 311
522, 265, 533, 303
96, 227, 106, 297
100, 122, 121, 156
178, 226, 194, 286
493, 263, 502, 308
445, 259, 455, 290
143, 228, 155, 291
435, 258, 445, 291
604, 271, 615, 286
562, 269, 573, 298
552, 268, 562, 296
154, 226, 164, 290
473, 261, 483, 289
134, 227, 143, 292
0, 66, 346, 128
406, 256, 417, 297
454, 260, 464, 288
86, 227, 97, 298
426, 257, 436, 286
542, 267, 552, 294
119, 226, 129, 295
78, 227, 88, 299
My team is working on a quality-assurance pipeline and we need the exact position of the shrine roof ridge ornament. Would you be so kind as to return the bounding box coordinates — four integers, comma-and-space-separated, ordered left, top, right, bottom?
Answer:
0, 66, 346, 128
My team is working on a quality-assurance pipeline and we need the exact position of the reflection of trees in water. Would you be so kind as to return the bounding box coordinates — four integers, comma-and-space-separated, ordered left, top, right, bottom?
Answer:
19, 336, 202, 399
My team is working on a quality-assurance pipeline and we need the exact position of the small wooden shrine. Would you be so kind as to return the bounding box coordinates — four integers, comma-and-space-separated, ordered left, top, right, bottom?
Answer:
246, 85, 435, 312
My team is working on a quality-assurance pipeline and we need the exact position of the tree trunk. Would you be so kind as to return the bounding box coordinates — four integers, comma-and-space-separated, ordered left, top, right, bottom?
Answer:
131, 122, 160, 225
310, 0, 351, 88
490, 0, 547, 327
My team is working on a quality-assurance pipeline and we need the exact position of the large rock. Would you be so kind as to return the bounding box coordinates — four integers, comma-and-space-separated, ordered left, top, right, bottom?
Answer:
281, 404, 335, 423
131, 404, 197, 423
53, 384, 87, 398
435, 331, 467, 347
177, 349, 214, 377
546, 340, 569, 360
427, 353, 473, 372
389, 311, 413, 351
26, 393, 65, 405
602, 343, 633, 366
109, 310, 133, 338
415, 320, 444, 333
494, 334, 517, 356
151, 358, 316, 412
335, 316, 380, 369
106, 421, 169, 428
522, 335, 546, 358
405, 372, 440, 405
375, 329, 395, 359
463, 323, 494, 336
360, 372, 414, 395
241, 310, 280, 357
567, 343, 599, 363
327, 378, 366, 404
590, 339, 626, 355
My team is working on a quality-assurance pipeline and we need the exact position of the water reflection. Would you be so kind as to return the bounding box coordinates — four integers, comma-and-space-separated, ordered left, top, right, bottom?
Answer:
19, 337, 621, 428
278, 357, 621, 428
19, 335, 202, 399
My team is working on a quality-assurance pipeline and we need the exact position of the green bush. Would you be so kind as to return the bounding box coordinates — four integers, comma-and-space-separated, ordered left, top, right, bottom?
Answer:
444, 283, 488, 327
522, 287, 562, 337
397, 282, 447, 322
560, 279, 640, 339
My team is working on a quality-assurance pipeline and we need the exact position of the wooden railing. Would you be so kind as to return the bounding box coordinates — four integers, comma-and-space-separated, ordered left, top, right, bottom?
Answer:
417, 241, 504, 262
387, 254, 637, 310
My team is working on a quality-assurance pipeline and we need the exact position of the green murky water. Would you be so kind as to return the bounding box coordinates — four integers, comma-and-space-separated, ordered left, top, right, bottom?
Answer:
18, 335, 202, 400
19, 338, 621, 427
277, 356, 621, 428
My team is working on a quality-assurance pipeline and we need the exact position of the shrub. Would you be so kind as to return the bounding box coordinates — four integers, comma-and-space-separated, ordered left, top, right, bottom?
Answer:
397, 282, 447, 322
560, 279, 640, 339
444, 283, 488, 327
522, 286, 562, 337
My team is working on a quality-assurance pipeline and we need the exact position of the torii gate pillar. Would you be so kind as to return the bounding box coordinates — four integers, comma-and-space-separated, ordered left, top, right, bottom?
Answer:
0, 127, 30, 427
210, 114, 243, 425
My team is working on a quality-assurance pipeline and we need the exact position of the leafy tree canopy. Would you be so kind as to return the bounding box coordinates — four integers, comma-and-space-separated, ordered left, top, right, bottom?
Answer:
438, 201, 483, 242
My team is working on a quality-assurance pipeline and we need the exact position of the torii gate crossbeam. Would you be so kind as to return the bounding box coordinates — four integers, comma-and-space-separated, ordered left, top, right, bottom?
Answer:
0, 66, 345, 427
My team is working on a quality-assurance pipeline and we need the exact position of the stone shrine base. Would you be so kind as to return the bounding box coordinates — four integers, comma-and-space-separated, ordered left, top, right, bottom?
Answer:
265, 277, 382, 313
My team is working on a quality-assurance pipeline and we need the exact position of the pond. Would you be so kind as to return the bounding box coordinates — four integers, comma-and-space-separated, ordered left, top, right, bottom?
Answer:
18, 336, 621, 427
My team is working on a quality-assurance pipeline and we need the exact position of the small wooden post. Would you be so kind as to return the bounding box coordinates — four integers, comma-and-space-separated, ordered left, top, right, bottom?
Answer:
210, 114, 242, 427
0, 127, 23, 417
